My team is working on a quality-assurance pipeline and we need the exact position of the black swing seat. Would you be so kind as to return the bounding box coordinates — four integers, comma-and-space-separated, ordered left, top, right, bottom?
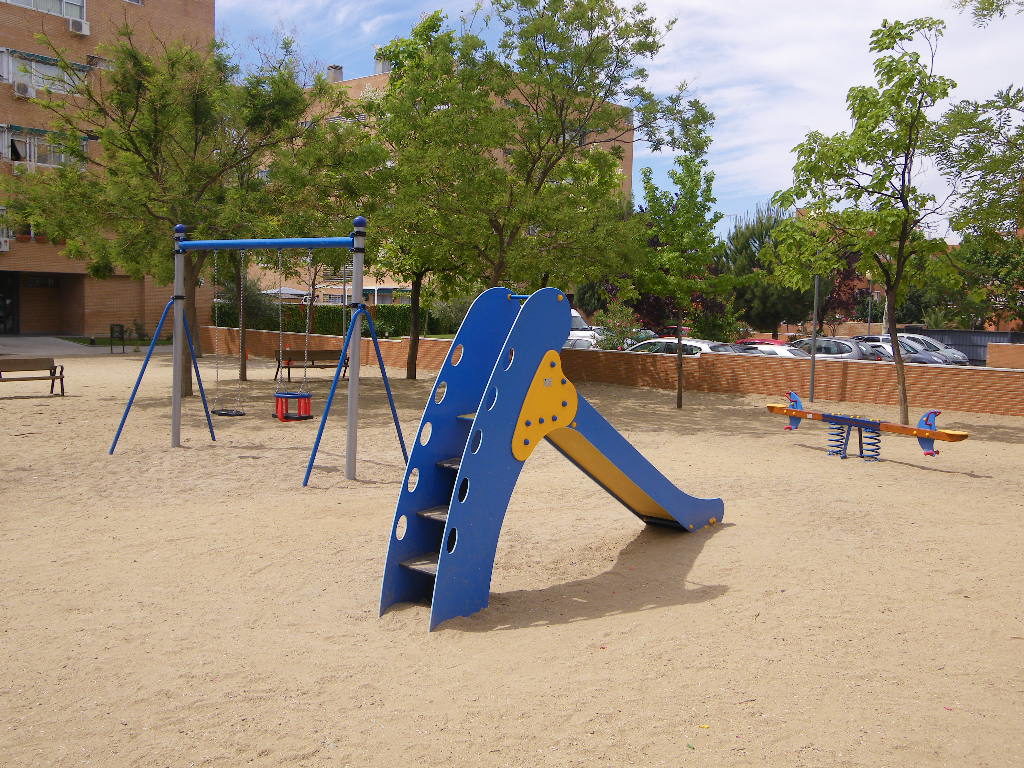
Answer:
212, 408, 246, 417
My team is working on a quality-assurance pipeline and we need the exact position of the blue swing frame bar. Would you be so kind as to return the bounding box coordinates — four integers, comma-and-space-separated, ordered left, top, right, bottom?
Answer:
109, 216, 406, 481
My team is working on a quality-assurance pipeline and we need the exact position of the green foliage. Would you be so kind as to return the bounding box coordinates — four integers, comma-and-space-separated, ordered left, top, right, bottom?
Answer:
724, 204, 814, 332
591, 301, 639, 349
688, 308, 741, 342
366, 1, 707, 292
936, 86, 1024, 241
954, 0, 1023, 24
573, 283, 609, 315
214, 302, 457, 339
638, 99, 726, 310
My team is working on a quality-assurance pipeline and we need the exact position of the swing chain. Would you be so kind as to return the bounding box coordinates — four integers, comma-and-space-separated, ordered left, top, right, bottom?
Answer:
235, 250, 247, 413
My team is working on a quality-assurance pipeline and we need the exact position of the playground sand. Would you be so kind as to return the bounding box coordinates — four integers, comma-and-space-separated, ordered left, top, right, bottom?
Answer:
2, 353, 1023, 767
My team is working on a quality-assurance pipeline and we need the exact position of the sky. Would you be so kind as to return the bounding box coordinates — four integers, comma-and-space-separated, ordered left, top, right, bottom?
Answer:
216, 0, 1024, 238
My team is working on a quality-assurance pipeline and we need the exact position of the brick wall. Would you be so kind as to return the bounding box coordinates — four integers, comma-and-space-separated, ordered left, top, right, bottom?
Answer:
987, 344, 1024, 370
17, 273, 61, 332
201, 327, 1024, 416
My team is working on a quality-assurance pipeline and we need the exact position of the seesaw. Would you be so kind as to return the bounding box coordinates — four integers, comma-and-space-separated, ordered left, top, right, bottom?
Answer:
767, 391, 968, 461
380, 287, 724, 630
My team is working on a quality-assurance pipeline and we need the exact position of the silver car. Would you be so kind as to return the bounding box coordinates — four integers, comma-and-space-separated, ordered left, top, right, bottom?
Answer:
789, 336, 874, 360
855, 334, 969, 365
865, 340, 945, 364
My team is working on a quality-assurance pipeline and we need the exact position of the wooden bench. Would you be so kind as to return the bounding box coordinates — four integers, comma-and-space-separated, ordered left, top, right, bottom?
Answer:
274, 349, 348, 382
0, 357, 65, 395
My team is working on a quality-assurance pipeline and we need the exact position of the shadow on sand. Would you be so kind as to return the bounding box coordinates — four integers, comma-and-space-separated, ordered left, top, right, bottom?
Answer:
443, 523, 730, 632
794, 442, 993, 479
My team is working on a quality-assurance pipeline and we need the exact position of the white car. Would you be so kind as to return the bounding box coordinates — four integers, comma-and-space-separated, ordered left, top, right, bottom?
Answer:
625, 337, 742, 355
567, 308, 601, 347
737, 343, 811, 358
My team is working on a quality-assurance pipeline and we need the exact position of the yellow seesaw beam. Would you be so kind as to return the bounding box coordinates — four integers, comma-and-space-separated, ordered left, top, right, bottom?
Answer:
766, 405, 969, 442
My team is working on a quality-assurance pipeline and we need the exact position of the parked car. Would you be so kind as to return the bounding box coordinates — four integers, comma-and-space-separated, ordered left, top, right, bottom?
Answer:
854, 333, 969, 365
735, 338, 788, 346
864, 340, 945, 365
562, 337, 596, 350
860, 342, 893, 361
856, 341, 890, 361
625, 337, 744, 355
568, 308, 602, 347
736, 343, 811, 358
789, 336, 874, 360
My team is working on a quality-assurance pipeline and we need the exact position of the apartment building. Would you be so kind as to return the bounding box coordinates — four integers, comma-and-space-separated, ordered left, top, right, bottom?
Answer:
0, 0, 214, 336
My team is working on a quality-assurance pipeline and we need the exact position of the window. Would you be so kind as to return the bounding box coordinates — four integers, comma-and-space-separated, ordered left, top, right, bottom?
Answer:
1, 125, 83, 166
5, 0, 85, 20
1, 48, 87, 92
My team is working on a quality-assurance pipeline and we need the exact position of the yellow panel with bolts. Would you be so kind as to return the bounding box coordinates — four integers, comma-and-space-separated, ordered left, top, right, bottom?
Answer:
511, 350, 579, 461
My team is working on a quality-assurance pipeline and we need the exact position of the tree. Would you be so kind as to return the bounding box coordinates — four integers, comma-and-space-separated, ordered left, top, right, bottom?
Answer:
955, 0, 1023, 24
4, 30, 346, 394
366, 13, 491, 379
723, 205, 813, 336
639, 101, 724, 408
364, 0, 705, 306
934, 86, 1024, 326
771, 18, 955, 424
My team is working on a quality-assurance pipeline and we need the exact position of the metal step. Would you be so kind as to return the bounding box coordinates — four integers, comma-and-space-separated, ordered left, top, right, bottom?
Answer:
417, 506, 448, 523
400, 553, 439, 576
437, 456, 461, 471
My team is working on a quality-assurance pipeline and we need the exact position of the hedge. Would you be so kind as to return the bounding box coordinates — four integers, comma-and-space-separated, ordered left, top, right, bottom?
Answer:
213, 303, 457, 338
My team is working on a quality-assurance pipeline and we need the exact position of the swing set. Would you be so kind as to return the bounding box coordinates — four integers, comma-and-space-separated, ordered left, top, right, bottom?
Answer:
108, 216, 408, 483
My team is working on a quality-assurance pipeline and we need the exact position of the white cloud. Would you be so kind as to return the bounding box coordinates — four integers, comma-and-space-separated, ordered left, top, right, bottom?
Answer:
633, 0, 1024, 226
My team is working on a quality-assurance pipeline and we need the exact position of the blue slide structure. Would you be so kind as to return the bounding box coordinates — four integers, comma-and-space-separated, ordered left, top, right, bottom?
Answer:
380, 287, 724, 629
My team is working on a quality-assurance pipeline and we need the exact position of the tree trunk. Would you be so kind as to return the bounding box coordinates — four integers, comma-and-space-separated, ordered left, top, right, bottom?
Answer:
885, 288, 910, 425
236, 255, 247, 382
675, 308, 684, 409
406, 273, 423, 380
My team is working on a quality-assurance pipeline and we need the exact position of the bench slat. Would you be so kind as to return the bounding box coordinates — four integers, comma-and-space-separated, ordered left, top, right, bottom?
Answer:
0, 375, 63, 382
0, 357, 56, 372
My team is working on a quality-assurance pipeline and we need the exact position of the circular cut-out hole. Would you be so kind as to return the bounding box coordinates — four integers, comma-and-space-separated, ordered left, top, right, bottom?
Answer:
458, 476, 470, 502
505, 348, 515, 370
434, 381, 447, 404
406, 468, 419, 493
419, 422, 432, 446
395, 515, 408, 541
470, 429, 483, 453
450, 344, 464, 366
486, 386, 498, 410
446, 528, 458, 554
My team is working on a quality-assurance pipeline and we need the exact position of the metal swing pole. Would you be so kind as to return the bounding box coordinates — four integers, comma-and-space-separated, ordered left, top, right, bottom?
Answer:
346, 216, 367, 480
171, 225, 188, 448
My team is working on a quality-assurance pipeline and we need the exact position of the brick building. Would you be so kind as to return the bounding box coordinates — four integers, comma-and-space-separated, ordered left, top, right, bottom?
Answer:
0, 0, 214, 336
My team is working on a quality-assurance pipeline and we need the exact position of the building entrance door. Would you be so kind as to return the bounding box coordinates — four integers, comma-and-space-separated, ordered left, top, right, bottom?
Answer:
0, 272, 19, 334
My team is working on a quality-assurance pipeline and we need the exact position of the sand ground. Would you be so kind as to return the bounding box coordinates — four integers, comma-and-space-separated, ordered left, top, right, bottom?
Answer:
1, 353, 1022, 767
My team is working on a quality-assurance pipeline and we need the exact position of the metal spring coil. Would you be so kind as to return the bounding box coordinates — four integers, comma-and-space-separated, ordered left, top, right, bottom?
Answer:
862, 428, 881, 461
827, 423, 846, 455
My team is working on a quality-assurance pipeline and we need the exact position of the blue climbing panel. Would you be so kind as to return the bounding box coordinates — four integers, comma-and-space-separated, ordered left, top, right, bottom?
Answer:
380, 287, 724, 630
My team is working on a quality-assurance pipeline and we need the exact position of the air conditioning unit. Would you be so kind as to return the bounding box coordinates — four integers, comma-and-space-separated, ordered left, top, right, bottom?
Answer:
13, 80, 35, 99
0, 238, 10, 253
69, 18, 91, 36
